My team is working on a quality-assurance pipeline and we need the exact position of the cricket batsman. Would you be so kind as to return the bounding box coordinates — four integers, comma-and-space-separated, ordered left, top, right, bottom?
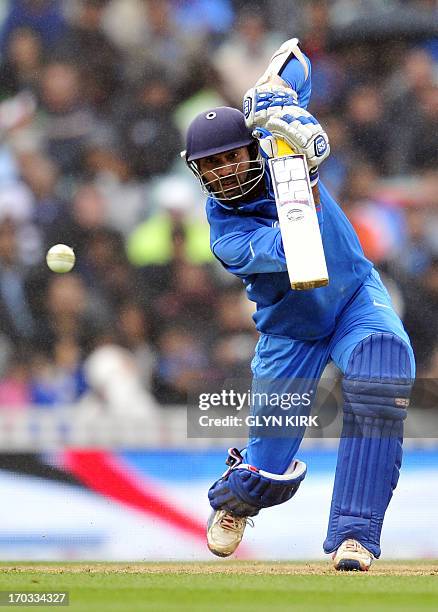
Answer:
182, 39, 415, 571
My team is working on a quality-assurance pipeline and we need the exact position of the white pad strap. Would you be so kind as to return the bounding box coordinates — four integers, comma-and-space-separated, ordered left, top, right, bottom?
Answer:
238, 459, 307, 481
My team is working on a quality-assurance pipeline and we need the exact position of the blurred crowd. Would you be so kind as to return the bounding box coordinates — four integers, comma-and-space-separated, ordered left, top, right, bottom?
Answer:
0, 0, 437, 412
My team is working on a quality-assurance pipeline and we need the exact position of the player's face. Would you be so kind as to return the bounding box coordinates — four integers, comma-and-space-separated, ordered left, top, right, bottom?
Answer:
198, 146, 252, 199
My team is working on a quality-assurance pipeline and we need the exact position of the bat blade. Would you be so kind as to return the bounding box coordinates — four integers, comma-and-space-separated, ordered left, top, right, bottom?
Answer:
269, 152, 329, 290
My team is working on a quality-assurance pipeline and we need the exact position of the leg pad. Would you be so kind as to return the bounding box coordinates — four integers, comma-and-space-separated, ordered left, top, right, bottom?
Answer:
208, 459, 307, 517
324, 333, 414, 558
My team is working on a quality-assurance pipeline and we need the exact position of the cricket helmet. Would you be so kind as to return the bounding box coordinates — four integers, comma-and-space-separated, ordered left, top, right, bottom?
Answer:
185, 107, 255, 162
182, 107, 264, 201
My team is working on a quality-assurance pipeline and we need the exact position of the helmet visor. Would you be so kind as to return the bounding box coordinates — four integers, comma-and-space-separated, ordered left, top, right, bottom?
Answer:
196, 156, 265, 201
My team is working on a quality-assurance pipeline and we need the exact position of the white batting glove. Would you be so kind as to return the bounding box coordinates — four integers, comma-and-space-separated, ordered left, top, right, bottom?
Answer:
243, 82, 299, 129
243, 84, 329, 182
265, 110, 330, 170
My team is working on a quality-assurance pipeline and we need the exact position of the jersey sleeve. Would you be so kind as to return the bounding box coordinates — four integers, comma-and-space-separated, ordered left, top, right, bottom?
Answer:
211, 226, 288, 276
280, 54, 312, 110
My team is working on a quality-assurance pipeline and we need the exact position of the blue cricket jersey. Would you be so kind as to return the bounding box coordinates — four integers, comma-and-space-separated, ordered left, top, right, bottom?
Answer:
206, 52, 373, 341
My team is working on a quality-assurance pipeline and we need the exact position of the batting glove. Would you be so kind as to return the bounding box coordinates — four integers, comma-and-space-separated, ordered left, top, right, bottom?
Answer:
243, 82, 299, 129
266, 108, 329, 167
244, 84, 330, 185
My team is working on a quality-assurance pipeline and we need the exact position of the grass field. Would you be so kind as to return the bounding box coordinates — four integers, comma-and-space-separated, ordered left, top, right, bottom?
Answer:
0, 562, 437, 611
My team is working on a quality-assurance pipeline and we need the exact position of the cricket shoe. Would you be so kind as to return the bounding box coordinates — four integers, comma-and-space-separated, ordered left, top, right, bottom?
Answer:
207, 509, 252, 557
333, 539, 374, 571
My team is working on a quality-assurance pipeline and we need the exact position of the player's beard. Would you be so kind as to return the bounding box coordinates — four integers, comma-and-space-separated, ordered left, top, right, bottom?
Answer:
218, 174, 245, 198
207, 161, 254, 200
198, 156, 265, 202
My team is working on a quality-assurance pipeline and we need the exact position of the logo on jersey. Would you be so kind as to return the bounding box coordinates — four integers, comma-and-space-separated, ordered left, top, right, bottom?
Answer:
314, 135, 328, 157
243, 96, 252, 119
373, 299, 391, 309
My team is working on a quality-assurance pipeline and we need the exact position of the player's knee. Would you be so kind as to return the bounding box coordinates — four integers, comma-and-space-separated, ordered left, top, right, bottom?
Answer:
342, 333, 414, 420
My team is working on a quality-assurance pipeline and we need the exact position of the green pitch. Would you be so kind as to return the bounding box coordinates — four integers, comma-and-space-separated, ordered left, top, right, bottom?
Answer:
0, 562, 437, 612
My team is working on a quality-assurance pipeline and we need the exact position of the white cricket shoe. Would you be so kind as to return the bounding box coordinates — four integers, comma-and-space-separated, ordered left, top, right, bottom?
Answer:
207, 509, 252, 557
333, 539, 374, 571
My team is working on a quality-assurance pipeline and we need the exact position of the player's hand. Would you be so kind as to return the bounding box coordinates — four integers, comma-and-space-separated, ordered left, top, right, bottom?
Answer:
251, 128, 278, 159
265, 110, 330, 170
243, 83, 330, 170
244, 82, 298, 129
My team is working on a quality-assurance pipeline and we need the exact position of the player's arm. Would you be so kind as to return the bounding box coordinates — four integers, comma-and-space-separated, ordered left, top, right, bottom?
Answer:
212, 226, 287, 276
251, 37, 311, 101
279, 55, 311, 103
243, 39, 329, 185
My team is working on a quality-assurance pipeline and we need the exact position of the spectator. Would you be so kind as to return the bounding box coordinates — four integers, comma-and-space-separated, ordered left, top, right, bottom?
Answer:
0, 0, 66, 53
173, 57, 227, 134
0, 352, 31, 408
346, 84, 388, 172
33, 273, 101, 355
0, 27, 44, 100
116, 301, 155, 389
153, 326, 210, 404
152, 261, 220, 336
126, 174, 211, 268
56, 0, 123, 112
29, 338, 87, 406
17, 151, 70, 249
213, 9, 283, 105
117, 66, 182, 179
0, 218, 36, 343
394, 259, 438, 373
407, 85, 438, 171
386, 47, 437, 174
39, 60, 97, 175
82, 336, 158, 415
170, 0, 234, 39
101, 0, 148, 51
341, 163, 407, 266
211, 290, 257, 380
81, 124, 150, 235
319, 114, 352, 199
126, 0, 199, 82
46, 183, 108, 259
80, 227, 141, 312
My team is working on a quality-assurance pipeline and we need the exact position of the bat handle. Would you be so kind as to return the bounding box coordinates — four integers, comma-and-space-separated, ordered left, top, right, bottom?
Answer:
275, 138, 295, 156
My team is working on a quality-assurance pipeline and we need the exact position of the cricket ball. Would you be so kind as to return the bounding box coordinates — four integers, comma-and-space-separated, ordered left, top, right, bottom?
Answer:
46, 244, 75, 273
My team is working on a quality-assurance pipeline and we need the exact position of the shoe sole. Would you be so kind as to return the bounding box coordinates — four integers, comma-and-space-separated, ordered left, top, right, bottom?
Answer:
335, 559, 369, 572
207, 542, 234, 558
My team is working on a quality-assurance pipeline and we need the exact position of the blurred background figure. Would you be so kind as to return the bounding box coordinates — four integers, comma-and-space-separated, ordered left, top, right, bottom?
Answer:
213, 8, 283, 105
29, 338, 87, 407
0, 218, 36, 344
0, 0, 66, 53
116, 64, 182, 179
81, 339, 158, 416
0, 27, 44, 99
56, 0, 122, 114
39, 60, 97, 176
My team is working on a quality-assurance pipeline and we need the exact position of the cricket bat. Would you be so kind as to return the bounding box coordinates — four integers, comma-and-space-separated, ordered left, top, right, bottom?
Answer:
269, 139, 329, 290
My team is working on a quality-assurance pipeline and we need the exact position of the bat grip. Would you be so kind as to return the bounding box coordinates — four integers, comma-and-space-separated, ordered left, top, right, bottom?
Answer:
275, 138, 295, 156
